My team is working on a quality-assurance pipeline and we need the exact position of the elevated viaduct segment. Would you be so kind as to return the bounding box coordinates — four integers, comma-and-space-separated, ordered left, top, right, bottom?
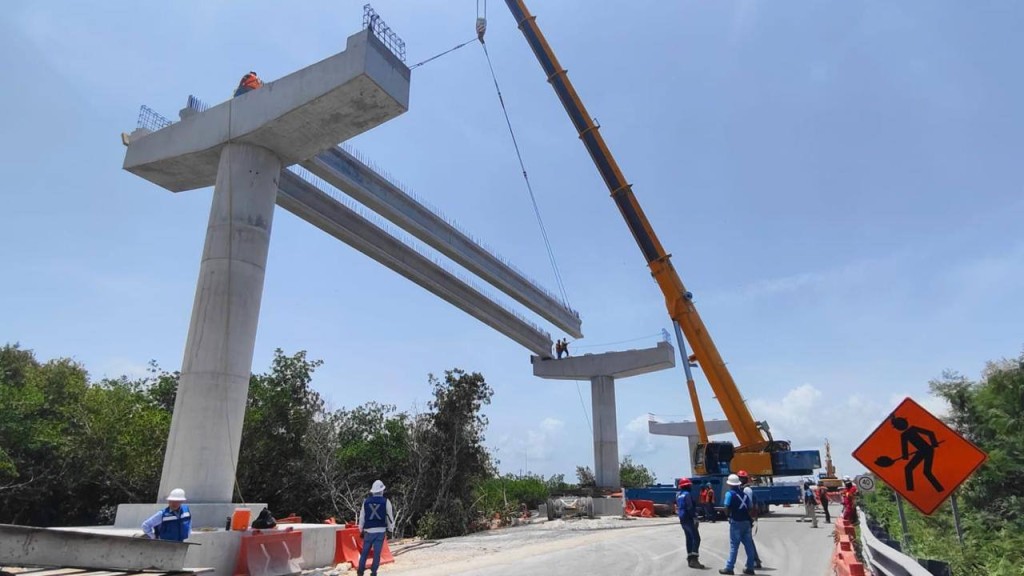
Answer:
278, 169, 553, 356
303, 146, 583, 338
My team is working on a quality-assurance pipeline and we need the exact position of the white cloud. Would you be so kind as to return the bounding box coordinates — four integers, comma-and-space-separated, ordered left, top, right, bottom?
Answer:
619, 414, 674, 458
495, 417, 566, 472
747, 384, 949, 478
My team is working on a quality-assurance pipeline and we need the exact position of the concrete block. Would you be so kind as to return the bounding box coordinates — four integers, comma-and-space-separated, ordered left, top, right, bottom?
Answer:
114, 503, 268, 530
0, 524, 189, 571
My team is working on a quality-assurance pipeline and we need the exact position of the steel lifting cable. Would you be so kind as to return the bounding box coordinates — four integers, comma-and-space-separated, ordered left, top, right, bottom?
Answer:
480, 41, 570, 306
409, 37, 478, 70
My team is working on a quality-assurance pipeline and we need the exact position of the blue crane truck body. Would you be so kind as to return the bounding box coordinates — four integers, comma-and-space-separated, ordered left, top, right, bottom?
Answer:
625, 477, 803, 516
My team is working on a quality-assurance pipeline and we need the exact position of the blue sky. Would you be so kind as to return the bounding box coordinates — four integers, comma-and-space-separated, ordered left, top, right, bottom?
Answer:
2, 0, 1022, 484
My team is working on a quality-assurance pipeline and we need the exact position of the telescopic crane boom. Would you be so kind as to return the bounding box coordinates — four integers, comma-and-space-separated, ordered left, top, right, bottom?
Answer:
502, 0, 818, 477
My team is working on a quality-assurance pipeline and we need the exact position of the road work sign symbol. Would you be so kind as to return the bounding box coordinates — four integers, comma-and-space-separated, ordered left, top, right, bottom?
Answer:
853, 397, 986, 515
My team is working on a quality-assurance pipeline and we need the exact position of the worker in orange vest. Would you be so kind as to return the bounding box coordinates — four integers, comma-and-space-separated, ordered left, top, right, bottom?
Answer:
234, 71, 263, 97
699, 482, 716, 523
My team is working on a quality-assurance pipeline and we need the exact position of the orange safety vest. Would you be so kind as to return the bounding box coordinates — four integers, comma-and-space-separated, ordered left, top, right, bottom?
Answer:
240, 73, 262, 91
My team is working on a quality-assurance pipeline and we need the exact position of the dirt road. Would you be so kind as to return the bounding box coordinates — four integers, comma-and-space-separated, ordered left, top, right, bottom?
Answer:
376, 509, 834, 576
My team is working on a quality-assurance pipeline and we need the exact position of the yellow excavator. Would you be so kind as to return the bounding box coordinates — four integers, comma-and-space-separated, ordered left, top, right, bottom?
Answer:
818, 439, 845, 491
501, 0, 820, 479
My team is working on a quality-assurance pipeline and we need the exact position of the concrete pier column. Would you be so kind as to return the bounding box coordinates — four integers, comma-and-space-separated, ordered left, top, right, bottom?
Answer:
159, 143, 282, 503
532, 342, 675, 489
591, 375, 619, 487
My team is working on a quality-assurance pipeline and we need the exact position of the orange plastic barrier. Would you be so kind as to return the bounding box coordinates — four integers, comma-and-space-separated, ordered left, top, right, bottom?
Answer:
624, 499, 654, 518
276, 514, 302, 524
234, 528, 302, 576
831, 519, 865, 576
333, 527, 394, 566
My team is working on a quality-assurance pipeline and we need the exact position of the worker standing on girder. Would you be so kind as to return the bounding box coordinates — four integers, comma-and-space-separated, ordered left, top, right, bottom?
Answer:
676, 478, 706, 569
357, 480, 395, 576
141, 488, 191, 541
719, 474, 757, 575
737, 471, 763, 570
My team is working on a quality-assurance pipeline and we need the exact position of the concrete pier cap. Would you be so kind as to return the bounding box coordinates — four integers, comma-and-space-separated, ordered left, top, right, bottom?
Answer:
649, 418, 733, 476
532, 341, 676, 488
124, 29, 410, 192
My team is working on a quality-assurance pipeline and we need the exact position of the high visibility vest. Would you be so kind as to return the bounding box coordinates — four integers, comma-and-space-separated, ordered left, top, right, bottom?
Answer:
240, 74, 262, 90
725, 487, 753, 522
363, 495, 388, 529
157, 505, 191, 541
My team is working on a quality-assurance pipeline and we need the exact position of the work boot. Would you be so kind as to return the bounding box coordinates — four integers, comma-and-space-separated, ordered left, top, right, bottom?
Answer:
754, 560, 763, 569
688, 556, 706, 569
718, 570, 734, 575
742, 569, 756, 575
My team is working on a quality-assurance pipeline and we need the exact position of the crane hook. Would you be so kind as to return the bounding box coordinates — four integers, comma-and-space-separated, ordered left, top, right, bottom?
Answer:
476, 17, 487, 42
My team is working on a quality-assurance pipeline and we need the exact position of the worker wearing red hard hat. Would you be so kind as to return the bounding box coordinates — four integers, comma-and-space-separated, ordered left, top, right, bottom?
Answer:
736, 471, 763, 570
676, 477, 705, 569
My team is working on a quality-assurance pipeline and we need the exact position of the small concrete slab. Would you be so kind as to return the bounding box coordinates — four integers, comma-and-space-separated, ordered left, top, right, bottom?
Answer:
123, 30, 409, 192
0, 524, 190, 572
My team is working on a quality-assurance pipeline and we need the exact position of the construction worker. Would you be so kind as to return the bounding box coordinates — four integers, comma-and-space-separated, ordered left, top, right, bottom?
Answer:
798, 480, 818, 527
719, 473, 757, 576
555, 339, 565, 359
234, 71, 263, 97
700, 482, 716, 522
357, 480, 395, 576
141, 488, 191, 541
676, 478, 705, 569
818, 481, 831, 523
737, 471, 763, 570
841, 476, 858, 525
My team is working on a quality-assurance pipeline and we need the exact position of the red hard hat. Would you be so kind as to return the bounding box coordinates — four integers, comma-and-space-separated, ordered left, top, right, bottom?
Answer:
737, 470, 749, 478
678, 478, 692, 488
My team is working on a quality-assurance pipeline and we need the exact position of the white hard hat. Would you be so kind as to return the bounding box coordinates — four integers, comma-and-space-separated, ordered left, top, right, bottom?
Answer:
726, 474, 741, 486
166, 488, 187, 502
843, 475, 852, 482
371, 480, 386, 494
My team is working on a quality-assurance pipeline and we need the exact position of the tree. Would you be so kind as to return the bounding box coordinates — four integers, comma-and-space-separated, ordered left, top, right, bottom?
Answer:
236, 349, 325, 519
575, 465, 596, 488
619, 456, 656, 488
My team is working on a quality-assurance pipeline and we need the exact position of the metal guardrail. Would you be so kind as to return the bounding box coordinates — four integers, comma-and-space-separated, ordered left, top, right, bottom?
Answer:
858, 509, 948, 576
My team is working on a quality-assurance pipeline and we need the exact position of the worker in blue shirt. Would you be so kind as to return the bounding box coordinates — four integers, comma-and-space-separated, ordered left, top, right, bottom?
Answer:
719, 474, 757, 575
676, 477, 705, 569
141, 488, 191, 541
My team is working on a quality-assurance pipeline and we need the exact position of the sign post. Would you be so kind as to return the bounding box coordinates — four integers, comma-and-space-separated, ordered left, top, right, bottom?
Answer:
950, 491, 964, 548
894, 492, 912, 551
853, 397, 988, 516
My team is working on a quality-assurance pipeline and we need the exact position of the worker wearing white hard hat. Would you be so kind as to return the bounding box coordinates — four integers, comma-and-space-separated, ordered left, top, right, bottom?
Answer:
141, 488, 191, 541
720, 474, 757, 575
357, 480, 395, 576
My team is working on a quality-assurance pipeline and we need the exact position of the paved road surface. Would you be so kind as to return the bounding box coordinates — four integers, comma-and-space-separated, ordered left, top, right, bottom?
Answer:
381, 509, 834, 576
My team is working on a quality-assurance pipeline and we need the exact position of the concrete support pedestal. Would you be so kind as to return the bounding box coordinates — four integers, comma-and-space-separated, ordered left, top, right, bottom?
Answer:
532, 342, 675, 488
648, 418, 733, 476
160, 143, 281, 503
